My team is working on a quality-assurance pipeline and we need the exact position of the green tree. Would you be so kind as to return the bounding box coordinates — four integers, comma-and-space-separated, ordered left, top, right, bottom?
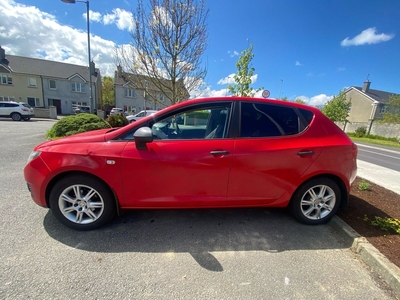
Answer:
227, 44, 263, 97
321, 89, 351, 122
380, 94, 400, 124
102, 76, 115, 107
294, 98, 306, 104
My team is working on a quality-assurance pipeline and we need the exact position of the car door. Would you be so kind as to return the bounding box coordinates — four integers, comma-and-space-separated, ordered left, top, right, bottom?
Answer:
227, 101, 323, 206
120, 102, 234, 208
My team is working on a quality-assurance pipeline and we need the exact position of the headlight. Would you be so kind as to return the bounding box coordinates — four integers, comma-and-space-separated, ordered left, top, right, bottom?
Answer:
27, 151, 41, 164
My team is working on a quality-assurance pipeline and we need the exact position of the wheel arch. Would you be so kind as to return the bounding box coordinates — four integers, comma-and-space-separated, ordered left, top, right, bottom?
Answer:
45, 171, 121, 215
291, 174, 349, 210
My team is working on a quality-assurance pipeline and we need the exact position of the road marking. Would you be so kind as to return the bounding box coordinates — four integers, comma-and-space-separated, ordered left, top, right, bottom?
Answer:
356, 143, 400, 155
358, 148, 400, 160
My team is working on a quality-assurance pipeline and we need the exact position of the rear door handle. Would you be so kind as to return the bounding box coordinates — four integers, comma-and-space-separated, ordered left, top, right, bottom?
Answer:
210, 150, 230, 156
297, 151, 315, 156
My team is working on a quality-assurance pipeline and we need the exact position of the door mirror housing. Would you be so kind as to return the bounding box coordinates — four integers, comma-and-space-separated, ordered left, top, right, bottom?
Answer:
134, 127, 153, 150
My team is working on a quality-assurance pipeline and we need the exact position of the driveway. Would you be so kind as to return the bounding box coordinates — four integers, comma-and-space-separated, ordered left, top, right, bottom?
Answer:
0, 118, 397, 299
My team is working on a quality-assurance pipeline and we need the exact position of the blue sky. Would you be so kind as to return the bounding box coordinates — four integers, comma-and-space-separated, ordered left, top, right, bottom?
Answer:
1, 0, 399, 105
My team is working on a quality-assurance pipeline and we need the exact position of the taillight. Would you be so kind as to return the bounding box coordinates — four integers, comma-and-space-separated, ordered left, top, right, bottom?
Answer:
22, 108, 29, 111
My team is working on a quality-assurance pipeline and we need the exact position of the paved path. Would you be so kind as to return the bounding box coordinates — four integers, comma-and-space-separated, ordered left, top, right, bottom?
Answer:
357, 152, 400, 195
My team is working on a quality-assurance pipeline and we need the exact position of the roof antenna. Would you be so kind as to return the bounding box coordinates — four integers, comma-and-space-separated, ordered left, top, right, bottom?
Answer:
366, 74, 370, 81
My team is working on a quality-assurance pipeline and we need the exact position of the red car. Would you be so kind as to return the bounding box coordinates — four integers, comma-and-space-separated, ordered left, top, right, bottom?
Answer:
24, 97, 357, 230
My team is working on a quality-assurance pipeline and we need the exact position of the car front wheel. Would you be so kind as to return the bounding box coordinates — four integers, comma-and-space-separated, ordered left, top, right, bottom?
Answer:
49, 175, 116, 230
290, 178, 341, 225
11, 112, 22, 121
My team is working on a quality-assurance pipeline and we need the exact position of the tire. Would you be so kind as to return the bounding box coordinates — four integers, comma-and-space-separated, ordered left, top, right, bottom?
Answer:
49, 175, 116, 230
11, 112, 22, 121
290, 178, 341, 225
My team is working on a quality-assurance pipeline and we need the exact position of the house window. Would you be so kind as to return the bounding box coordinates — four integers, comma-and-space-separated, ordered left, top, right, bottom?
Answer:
27, 97, 40, 107
125, 88, 136, 98
379, 105, 387, 114
0, 96, 15, 101
49, 80, 57, 90
28, 77, 37, 87
72, 101, 88, 106
1, 74, 12, 85
71, 82, 85, 93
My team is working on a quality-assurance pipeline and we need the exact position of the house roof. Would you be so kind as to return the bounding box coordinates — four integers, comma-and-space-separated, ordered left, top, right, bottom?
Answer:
350, 86, 399, 104
1, 55, 99, 82
114, 71, 167, 91
114, 69, 190, 99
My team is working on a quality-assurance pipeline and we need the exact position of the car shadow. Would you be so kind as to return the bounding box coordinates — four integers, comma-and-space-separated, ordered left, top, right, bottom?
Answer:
44, 208, 351, 271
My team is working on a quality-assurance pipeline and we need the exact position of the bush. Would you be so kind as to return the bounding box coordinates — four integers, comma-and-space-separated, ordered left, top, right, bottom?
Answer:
347, 131, 399, 143
46, 114, 111, 139
106, 114, 129, 127
358, 180, 371, 191
354, 126, 367, 137
364, 215, 400, 234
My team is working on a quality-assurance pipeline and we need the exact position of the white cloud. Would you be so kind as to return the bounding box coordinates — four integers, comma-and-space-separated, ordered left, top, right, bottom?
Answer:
337, 67, 346, 72
103, 8, 134, 31
228, 50, 239, 57
341, 27, 394, 47
0, 0, 117, 76
295, 61, 303, 66
297, 94, 333, 106
217, 74, 235, 85
217, 73, 259, 85
86, 10, 102, 23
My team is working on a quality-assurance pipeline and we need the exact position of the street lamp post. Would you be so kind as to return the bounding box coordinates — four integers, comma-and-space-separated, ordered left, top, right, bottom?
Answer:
61, 0, 94, 113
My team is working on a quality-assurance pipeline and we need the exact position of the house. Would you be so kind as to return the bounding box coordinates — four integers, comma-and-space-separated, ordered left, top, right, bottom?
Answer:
114, 65, 189, 114
346, 80, 399, 123
0, 46, 101, 115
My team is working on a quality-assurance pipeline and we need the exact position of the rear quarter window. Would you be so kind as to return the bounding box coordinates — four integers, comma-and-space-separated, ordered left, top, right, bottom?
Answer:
241, 102, 307, 137
298, 108, 314, 126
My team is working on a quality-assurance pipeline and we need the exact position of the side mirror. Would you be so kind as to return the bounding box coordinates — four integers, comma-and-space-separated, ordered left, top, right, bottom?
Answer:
133, 127, 153, 150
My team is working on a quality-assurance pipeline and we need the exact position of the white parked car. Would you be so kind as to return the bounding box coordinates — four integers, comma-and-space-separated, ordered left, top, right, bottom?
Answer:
126, 110, 157, 123
110, 108, 125, 116
73, 105, 91, 114
0, 101, 35, 121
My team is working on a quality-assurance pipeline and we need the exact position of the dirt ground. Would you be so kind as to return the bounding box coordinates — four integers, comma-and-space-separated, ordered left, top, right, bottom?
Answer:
337, 177, 400, 269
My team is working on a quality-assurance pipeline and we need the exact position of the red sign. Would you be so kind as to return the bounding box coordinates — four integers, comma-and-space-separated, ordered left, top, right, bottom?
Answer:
262, 90, 270, 98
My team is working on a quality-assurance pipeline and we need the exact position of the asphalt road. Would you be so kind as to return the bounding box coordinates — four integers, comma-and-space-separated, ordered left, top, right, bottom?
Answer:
0, 118, 397, 299
357, 142, 400, 172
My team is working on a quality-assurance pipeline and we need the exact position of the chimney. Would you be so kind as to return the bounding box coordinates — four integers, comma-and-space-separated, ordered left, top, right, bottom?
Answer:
117, 65, 123, 78
362, 80, 371, 93
0, 46, 5, 61
90, 61, 95, 76
0, 46, 9, 66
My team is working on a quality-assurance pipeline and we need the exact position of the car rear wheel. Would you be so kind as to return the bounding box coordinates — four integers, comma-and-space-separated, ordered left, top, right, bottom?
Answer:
11, 112, 22, 121
49, 175, 116, 230
290, 178, 341, 225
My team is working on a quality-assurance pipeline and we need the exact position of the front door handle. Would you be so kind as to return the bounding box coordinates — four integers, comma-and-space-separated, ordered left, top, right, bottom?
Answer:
210, 150, 230, 156
297, 151, 315, 157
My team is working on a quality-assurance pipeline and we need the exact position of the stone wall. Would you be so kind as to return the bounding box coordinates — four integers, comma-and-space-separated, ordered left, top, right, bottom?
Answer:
33, 106, 57, 119
337, 121, 400, 140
